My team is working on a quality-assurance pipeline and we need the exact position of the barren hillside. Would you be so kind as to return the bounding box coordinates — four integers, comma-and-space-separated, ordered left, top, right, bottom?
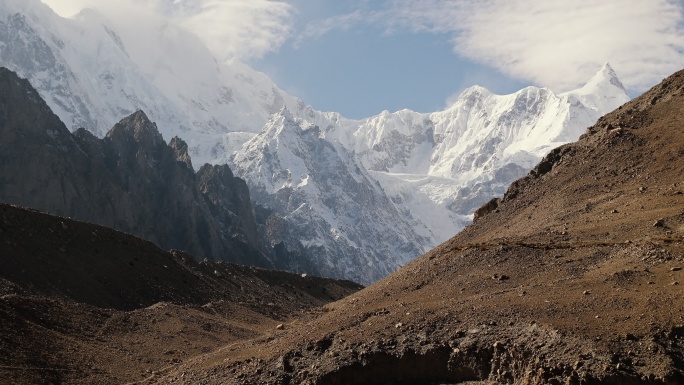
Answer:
0, 203, 361, 385
151, 71, 684, 384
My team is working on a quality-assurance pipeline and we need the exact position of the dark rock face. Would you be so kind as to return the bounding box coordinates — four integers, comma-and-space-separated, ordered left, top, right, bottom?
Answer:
0, 67, 269, 267
197, 163, 263, 266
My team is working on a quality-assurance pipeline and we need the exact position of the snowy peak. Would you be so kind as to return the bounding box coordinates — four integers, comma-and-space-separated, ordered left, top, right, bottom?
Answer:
593, 62, 626, 92
563, 63, 630, 119
446, 85, 493, 111
231, 64, 631, 284
569, 63, 627, 98
232, 108, 432, 284
267, 106, 297, 133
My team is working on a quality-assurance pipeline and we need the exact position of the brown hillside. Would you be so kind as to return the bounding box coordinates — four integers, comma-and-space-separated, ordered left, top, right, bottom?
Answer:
0, 203, 361, 385
154, 71, 684, 384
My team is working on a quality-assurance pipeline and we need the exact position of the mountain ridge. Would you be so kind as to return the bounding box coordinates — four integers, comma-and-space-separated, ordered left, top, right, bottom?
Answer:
0, 67, 270, 268
232, 107, 430, 283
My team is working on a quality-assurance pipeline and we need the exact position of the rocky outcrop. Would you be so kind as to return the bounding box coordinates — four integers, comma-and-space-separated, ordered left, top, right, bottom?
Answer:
196, 163, 263, 265
473, 197, 500, 221
0, 67, 269, 267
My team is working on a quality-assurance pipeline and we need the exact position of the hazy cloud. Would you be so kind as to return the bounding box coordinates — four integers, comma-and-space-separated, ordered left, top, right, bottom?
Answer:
296, 10, 365, 47
41, 0, 684, 93
41, 0, 294, 61
164, 0, 293, 61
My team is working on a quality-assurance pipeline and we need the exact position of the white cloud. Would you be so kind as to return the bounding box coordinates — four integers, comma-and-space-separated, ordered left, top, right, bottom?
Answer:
40, 0, 684, 93
166, 0, 293, 61
297, 0, 684, 94
41, 0, 294, 61
392, 0, 684, 93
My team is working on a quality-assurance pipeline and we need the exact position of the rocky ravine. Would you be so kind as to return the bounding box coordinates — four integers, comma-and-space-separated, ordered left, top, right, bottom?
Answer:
151, 69, 684, 384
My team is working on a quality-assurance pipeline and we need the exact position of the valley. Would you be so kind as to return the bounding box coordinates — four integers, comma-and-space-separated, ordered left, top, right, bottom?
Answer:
1, 1, 683, 384
1, 66, 683, 384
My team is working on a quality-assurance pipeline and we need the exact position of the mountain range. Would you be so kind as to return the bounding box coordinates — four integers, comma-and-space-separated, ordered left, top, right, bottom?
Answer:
3, 1, 684, 383
2, 59, 683, 385
0, 0, 630, 283
231, 64, 630, 282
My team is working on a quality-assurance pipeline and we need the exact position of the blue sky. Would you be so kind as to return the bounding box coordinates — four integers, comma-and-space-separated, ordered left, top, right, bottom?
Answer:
250, 13, 527, 118
248, 0, 684, 118
43, 0, 684, 120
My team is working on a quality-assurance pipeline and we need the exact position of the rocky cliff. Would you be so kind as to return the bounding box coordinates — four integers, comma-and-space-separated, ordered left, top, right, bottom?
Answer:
0, 67, 268, 267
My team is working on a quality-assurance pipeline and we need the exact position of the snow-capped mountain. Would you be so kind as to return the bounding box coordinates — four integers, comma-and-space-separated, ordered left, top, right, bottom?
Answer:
233, 108, 430, 283
0, 0, 308, 166
1, 0, 630, 283
231, 64, 629, 282
329, 63, 631, 244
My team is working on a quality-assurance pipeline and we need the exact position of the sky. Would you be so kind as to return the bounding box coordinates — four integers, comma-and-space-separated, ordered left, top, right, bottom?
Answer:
41, 0, 684, 119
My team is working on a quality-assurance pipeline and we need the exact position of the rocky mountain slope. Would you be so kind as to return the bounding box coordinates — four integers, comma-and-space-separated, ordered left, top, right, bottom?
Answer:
155, 69, 684, 384
0, 67, 269, 267
0, 202, 362, 385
